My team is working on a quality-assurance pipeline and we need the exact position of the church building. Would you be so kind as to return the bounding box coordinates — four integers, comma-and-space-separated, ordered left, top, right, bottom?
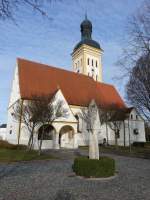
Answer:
6, 16, 146, 149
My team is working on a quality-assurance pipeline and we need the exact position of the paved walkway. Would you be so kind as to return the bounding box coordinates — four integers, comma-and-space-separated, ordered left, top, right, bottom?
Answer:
0, 150, 150, 200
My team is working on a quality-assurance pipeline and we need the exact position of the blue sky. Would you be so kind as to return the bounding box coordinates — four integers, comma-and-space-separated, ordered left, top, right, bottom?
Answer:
0, 0, 144, 123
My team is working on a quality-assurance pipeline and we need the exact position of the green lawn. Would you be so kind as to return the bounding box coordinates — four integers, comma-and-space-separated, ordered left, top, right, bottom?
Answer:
0, 148, 57, 163
79, 145, 150, 159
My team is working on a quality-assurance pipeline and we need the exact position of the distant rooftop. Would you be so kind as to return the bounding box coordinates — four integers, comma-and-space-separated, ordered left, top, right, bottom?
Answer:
0, 124, 7, 128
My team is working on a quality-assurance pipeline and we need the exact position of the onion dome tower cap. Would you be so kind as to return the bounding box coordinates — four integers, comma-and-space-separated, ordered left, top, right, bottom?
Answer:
80, 14, 92, 40
73, 14, 102, 52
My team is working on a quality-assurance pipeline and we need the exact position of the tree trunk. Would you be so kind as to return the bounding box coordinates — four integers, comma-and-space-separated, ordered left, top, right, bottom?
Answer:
27, 126, 35, 151
39, 139, 43, 155
27, 134, 32, 150
106, 122, 109, 145
38, 127, 44, 155
115, 132, 118, 150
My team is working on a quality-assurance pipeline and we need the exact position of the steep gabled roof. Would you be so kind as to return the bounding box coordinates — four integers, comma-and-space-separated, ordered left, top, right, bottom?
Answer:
18, 58, 126, 109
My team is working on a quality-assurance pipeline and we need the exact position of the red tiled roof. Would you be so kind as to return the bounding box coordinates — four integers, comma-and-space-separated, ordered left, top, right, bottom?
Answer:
18, 58, 126, 109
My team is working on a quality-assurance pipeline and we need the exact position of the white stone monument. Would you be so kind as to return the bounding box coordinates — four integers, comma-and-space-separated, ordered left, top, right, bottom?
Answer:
87, 100, 100, 160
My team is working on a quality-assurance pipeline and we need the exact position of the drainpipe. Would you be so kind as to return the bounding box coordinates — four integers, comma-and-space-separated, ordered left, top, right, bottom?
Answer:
123, 120, 126, 147
17, 99, 24, 145
106, 122, 109, 145
128, 118, 132, 153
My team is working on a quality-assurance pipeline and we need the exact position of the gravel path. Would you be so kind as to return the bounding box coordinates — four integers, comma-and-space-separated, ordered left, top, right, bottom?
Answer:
0, 151, 150, 200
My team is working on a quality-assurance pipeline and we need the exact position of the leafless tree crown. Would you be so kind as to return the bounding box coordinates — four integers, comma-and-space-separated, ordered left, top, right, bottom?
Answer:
0, 0, 62, 21
126, 53, 150, 121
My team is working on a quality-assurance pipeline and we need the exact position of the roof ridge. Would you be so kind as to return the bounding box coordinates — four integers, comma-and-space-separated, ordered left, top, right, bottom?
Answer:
17, 57, 126, 109
17, 57, 94, 81
17, 57, 115, 88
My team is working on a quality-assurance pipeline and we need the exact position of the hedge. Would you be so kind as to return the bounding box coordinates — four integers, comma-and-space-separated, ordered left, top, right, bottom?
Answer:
132, 142, 145, 147
73, 156, 115, 178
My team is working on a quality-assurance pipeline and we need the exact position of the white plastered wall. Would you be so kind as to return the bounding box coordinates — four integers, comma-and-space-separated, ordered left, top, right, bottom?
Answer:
0, 128, 7, 140
70, 106, 146, 147
6, 64, 21, 144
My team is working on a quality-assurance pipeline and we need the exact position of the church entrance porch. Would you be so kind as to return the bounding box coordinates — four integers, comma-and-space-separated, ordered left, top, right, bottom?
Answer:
38, 124, 56, 149
59, 125, 75, 149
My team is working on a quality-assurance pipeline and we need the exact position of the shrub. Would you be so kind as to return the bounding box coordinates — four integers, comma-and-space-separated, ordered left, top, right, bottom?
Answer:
132, 142, 145, 147
0, 140, 14, 149
73, 156, 115, 178
144, 142, 150, 148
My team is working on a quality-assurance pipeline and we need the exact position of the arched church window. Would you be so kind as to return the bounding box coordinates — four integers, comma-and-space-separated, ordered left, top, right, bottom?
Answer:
87, 58, 90, 65
92, 59, 93, 66
131, 114, 133, 119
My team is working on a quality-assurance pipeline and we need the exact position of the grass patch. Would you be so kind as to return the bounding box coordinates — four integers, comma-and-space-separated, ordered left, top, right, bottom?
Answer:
0, 140, 26, 150
0, 148, 57, 162
0, 140, 58, 162
73, 156, 115, 178
100, 145, 150, 154
0, 140, 57, 162
79, 146, 89, 150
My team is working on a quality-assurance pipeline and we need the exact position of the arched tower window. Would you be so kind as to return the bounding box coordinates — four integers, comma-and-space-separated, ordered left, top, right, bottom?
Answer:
92, 59, 93, 66
96, 60, 98, 67
87, 58, 90, 65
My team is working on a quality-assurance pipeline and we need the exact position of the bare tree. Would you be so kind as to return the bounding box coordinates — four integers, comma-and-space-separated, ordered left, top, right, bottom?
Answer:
107, 119, 122, 148
13, 94, 68, 154
13, 99, 41, 149
117, 0, 150, 76
145, 121, 150, 141
0, 0, 62, 21
31, 94, 68, 155
126, 53, 150, 121
115, 0, 150, 123
102, 107, 128, 148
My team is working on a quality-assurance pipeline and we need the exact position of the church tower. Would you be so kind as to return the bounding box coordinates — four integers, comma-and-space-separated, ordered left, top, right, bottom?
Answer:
72, 15, 103, 82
